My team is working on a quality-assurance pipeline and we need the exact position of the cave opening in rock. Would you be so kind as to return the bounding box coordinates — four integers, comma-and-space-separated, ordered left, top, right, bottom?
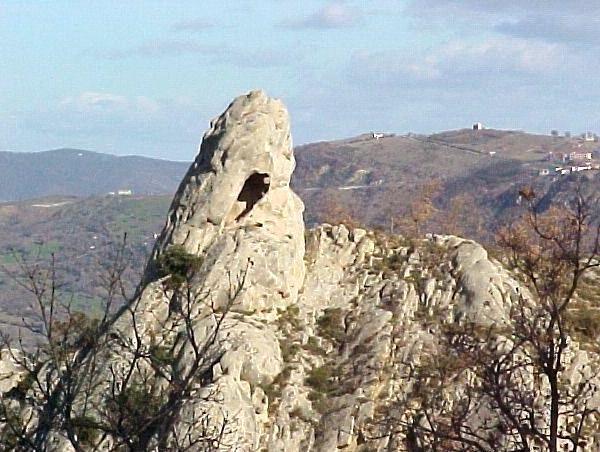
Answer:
235, 172, 270, 221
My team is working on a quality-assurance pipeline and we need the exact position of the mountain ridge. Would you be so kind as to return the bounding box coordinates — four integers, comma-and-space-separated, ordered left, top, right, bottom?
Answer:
0, 147, 190, 201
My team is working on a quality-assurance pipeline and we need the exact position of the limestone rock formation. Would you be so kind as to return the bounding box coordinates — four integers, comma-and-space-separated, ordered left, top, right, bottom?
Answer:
1, 90, 599, 451
111, 90, 307, 449
148, 89, 305, 312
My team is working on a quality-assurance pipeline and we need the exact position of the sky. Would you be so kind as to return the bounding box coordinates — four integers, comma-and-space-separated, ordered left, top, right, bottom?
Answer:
2, 0, 600, 160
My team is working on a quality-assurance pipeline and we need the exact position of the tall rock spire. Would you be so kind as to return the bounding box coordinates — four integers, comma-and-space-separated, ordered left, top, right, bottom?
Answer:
110, 91, 307, 449
147, 89, 306, 311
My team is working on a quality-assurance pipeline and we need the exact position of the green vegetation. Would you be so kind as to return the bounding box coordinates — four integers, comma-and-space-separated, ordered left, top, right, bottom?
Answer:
108, 382, 167, 440
149, 342, 176, 366
306, 364, 336, 393
156, 245, 203, 289
305, 363, 341, 413
261, 367, 292, 415
280, 340, 301, 362
71, 416, 100, 447
302, 335, 326, 356
0, 195, 171, 341
108, 197, 169, 240
566, 306, 600, 343
316, 308, 345, 344
67, 295, 106, 319
276, 305, 302, 332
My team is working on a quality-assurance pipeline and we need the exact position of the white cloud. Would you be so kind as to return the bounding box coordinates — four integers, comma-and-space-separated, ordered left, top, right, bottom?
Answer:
101, 39, 293, 68
60, 92, 127, 111
350, 37, 576, 89
436, 38, 567, 75
496, 15, 600, 44
105, 40, 216, 59
285, 2, 361, 29
171, 18, 214, 33
9, 92, 210, 158
405, 0, 600, 46
59, 92, 160, 115
405, 0, 600, 18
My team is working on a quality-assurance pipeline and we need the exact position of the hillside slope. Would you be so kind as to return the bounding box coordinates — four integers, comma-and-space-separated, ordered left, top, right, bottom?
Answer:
0, 148, 189, 201
4, 129, 599, 210
294, 129, 600, 229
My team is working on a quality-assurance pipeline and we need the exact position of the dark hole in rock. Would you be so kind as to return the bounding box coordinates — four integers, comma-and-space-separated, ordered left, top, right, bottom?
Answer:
235, 173, 270, 221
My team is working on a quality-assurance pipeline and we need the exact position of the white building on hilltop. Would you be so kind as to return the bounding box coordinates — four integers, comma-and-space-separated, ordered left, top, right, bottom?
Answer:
473, 122, 484, 130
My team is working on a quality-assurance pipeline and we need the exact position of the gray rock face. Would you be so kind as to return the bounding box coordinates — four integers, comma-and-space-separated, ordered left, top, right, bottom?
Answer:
1, 91, 599, 451
123, 90, 307, 448
149, 90, 305, 312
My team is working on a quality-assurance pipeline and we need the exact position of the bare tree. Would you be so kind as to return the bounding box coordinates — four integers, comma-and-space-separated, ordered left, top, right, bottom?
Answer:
370, 183, 600, 451
391, 179, 441, 238
0, 238, 241, 451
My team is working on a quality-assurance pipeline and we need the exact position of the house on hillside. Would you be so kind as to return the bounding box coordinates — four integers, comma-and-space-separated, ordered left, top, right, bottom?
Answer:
583, 131, 596, 142
372, 132, 384, 140
568, 151, 592, 161
473, 122, 484, 130
117, 189, 133, 196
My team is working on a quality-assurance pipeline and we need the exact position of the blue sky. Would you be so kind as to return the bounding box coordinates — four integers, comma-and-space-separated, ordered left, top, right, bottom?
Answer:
2, 0, 600, 160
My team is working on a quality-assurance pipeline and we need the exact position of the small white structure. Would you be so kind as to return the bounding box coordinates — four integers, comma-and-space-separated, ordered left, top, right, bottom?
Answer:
372, 133, 384, 140
473, 122, 484, 130
488, 151, 496, 156
117, 189, 133, 196
584, 132, 595, 142
539, 169, 550, 176
569, 151, 592, 161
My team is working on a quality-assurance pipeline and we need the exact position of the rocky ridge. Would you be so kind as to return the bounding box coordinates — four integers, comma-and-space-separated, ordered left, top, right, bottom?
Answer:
1, 91, 599, 451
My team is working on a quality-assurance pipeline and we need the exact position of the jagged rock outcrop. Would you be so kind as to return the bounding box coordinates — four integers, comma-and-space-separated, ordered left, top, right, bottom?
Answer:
2, 91, 599, 451
110, 90, 307, 449
149, 89, 305, 311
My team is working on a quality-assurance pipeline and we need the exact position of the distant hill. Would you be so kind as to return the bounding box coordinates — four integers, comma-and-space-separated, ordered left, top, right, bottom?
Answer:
0, 148, 190, 201
3, 129, 600, 227
3, 129, 600, 339
294, 128, 600, 231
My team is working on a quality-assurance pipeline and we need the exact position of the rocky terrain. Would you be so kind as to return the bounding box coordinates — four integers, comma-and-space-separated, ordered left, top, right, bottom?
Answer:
1, 91, 599, 450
